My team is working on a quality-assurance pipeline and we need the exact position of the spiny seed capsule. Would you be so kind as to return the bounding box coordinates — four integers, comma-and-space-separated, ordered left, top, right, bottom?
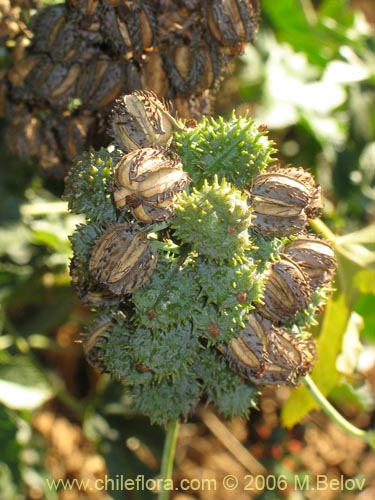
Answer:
282, 236, 336, 289
82, 318, 112, 372
249, 167, 322, 237
256, 255, 312, 324
218, 312, 316, 386
206, 0, 259, 53
113, 148, 190, 223
89, 224, 157, 295
108, 90, 182, 152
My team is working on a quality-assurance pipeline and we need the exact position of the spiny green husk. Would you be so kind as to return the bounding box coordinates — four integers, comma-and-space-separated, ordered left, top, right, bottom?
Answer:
172, 175, 253, 261
174, 113, 277, 188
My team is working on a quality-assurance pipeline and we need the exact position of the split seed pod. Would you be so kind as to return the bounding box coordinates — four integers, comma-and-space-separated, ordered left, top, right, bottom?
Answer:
108, 90, 182, 152
30, 4, 83, 63
82, 317, 112, 372
89, 224, 158, 294
282, 236, 336, 288
218, 312, 315, 386
163, 42, 219, 94
206, 0, 259, 53
113, 148, 190, 223
256, 255, 312, 324
249, 167, 323, 237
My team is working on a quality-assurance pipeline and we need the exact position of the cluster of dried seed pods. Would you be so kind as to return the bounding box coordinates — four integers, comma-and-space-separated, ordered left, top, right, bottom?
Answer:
218, 166, 337, 386
69, 91, 191, 307
110, 91, 191, 223
1, 0, 259, 176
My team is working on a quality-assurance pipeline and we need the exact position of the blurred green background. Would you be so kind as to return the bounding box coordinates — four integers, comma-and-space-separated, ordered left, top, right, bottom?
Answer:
1, 1, 374, 499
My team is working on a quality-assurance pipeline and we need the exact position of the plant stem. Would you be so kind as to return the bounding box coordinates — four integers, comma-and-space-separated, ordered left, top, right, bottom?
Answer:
158, 419, 180, 500
303, 374, 375, 449
309, 218, 337, 243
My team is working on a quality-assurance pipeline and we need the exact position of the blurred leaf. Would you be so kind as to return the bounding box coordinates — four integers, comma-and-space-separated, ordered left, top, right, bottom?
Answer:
336, 312, 364, 375
353, 269, 375, 294
0, 224, 33, 264
323, 60, 371, 83
335, 224, 375, 268
281, 293, 349, 427
0, 406, 22, 487
0, 356, 53, 410
354, 294, 375, 342
330, 381, 375, 412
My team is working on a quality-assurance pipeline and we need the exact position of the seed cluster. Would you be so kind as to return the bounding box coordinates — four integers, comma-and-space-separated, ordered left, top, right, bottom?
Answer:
1, 0, 259, 175
66, 91, 190, 307
65, 91, 336, 424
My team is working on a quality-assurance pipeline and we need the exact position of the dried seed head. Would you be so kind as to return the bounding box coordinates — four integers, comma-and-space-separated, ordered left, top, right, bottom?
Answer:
82, 317, 112, 372
249, 167, 323, 237
89, 224, 158, 295
109, 90, 182, 152
114, 147, 190, 223
256, 255, 312, 324
282, 236, 336, 288
218, 312, 316, 386
206, 0, 259, 53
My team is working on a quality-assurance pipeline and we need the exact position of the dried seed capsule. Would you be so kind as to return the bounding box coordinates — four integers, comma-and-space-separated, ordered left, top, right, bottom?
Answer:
218, 312, 316, 386
249, 167, 322, 237
76, 56, 124, 110
89, 224, 158, 294
82, 317, 112, 372
100, 2, 156, 57
173, 90, 214, 120
18, 58, 81, 108
30, 4, 83, 63
282, 236, 336, 288
54, 113, 97, 161
5, 105, 42, 159
108, 90, 182, 152
113, 148, 190, 223
7, 55, 42, 100
67, 0, 100, 17
163, 41, 221, 93
256, 255, 312, 324
140, 51, 169, 98
206, 0, 259, 53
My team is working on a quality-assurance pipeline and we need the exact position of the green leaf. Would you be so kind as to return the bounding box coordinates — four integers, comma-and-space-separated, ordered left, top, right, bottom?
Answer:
354, 294, 375, 342
335, 224, 375, 268
0, 357, 53, 410
281, 293, 349, 427
353, 269, 375, 295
